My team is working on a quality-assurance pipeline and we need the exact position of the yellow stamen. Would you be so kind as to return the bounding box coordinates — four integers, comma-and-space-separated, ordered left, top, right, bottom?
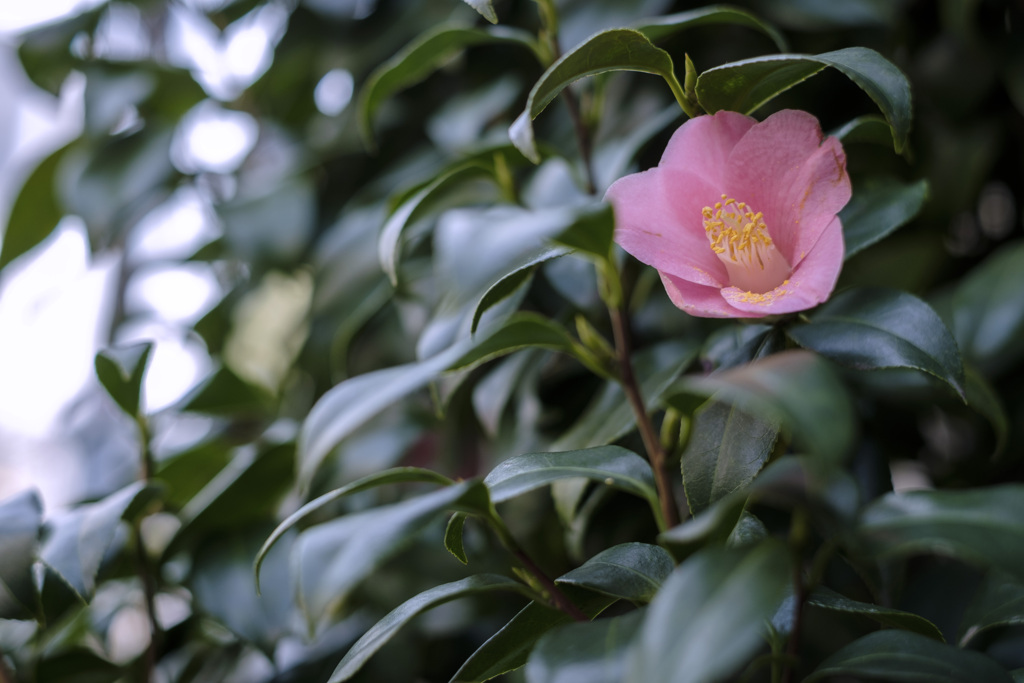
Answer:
702, 194, 791, 294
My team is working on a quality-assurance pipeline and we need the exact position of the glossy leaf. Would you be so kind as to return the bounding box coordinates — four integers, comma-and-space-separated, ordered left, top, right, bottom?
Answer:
444, 513, 469, 564
94, 342, 153, 417
952, 241, 1024, 376
448, 313, 580, 373
808, 586, 944, 641
630, 542, 790, 683
451, 588, 617, 683
510, 29, 687, 163
359, 24, 538, 146
805, 630, 1012, 682
556, 543, 674, 603
633, 5, 787, 50
658, 493, 747, 562
1, 143, 68, 271
255, 467, 454, 588
671, 350, 857, 462
859, 485, 1024, 582
484, 446, 661, 526
681, 400, 779, 515
330, 575, 531, 682
40, 482, 157, 599
294, 480, 492, 626
472, 247, 567, 333
0, 490, 43, 620
462, 0, 498, 24
550, 203, 615, 263
841, 178, 929, 259
831, 114, 896, 146
788, 288, 965, 398
696, 47, 912, 152
525, 610, 643, 683
959, 572, 1024, 646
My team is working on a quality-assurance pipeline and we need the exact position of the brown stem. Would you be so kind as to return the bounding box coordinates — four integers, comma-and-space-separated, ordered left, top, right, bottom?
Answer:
512, 549, 588, 622
560, 88, 597, 195
609, 306, 680, 528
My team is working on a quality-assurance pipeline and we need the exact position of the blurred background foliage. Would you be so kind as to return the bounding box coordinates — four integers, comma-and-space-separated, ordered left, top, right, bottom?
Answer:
2, 0, 1024, 681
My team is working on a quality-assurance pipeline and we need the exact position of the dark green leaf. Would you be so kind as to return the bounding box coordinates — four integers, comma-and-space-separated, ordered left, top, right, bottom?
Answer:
472, 248, 567, 333
951, 241, 1024, 376
444, 513, 469, 564
330, 575, 531, 682
448, 313, 586, 373
788, 287, 965, 398
550, 203, 615, 262
34, 649, 121, 683
841, 178, 929, 259
959, 573, 1024, 646
634, 5, 787, 51
293, 480, 492, 627
359, 24, 538, 146
1, 144, 69, 271
484, 446, 662, 526
696, 47, 912, 152
807, 586, 945, 641
858, 485, 1024, 582
525, 610, 643, 683
658, 493, 747, 562
255, 467, 453, 589
681, 400, 779, 515
671, 350, 856, 462
451, 588, 616, 683
630, 542, 790, 683
964, 365, 1008, 459
40, 482, 158, 599
0, 490, 43, 620
556, 543, 674, 604
94, 342, 153, 417
153, 439, 233, 510
219, 179, 316, 269
179, 365, 274, 416
510, 29, 687, 163
804, 630, 1012, 683
832, 114, 901, 147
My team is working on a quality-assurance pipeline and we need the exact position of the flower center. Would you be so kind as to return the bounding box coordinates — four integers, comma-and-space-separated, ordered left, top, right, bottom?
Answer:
702, 194, 791, 293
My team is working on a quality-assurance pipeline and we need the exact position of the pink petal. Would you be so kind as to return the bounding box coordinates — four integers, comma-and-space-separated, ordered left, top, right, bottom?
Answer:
722, 216, 845, 316
608, 167, 726, 287
661, 272, 760, 318
659, 111, 757, 184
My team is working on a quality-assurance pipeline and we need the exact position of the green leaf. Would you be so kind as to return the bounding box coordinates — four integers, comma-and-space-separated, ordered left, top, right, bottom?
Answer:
525, 610, 643, 683
484, 446, 662, 527
842, 178, 929, 259
554, 341, 698, 451
94, 342, 153, 417
449, 313, 596, 374
658, 492, 748, 562
451, 588, 617, 683
462, 0, 498, 24
34, 649, 121, 683
550, 203, 616, 262
556, 543, 674, 604
951, 241, 1024, 376
964, 365, 1009, 459
0, 490, 43, 620
788, 287, 965, 398
168, 443, 294, 557
510, 29, 688, 164
444, 513, 469, 564
832, 114, 901, 147
298, 339, 472, 487
959, 573, 1024, 646
255, 467, 454, 589
696, 47, 912, 153
670, 350, 856, 462
40, 482, 158, 599
1, 144, 69, 271
807, 586, 945, 641
681, 400, 779, 516
330, 575, 531, 682
472, 247, 567, 333
179, 365, 273, 416
359, 24, 538, 147
629, 542, 790, 683
858, 485, 1024, 582
804, 630, 1012, 683
294, 480, 493, 627
633, 5, 787, 51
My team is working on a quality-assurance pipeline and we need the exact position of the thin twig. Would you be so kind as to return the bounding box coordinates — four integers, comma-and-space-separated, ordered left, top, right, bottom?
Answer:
512, 549, 588, 622
134, 414, 162, 682
560, 88, 597, 195
609, 305, 680, 528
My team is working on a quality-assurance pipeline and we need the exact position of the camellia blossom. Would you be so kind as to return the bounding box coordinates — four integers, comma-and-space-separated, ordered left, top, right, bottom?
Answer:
606, 109, 851, 318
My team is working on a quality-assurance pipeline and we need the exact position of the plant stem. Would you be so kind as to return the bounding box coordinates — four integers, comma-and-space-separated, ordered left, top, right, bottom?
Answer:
560, 89, 597, 195
609, 305, 680, 528
781, 508, 809, 683
134, 414, 162, 682
489, 514, 587, 621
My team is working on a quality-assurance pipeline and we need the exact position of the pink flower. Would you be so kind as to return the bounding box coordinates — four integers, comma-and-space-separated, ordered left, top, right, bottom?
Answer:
606, 110, 851, 318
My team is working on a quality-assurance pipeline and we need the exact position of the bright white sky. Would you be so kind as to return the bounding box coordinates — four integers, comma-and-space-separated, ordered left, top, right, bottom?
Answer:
0, 0, 350, 504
